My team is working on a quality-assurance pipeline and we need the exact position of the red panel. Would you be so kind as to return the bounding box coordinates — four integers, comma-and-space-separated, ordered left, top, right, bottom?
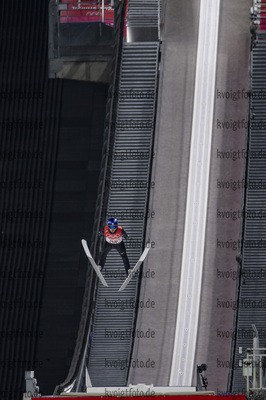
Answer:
260, 0, 266, 30
124, 0, 128, 37
31, 395, 247, 400
60, 0, 114, 25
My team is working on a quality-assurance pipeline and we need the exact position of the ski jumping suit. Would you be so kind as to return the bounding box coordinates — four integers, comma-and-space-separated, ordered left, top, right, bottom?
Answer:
99, 226, 130, 274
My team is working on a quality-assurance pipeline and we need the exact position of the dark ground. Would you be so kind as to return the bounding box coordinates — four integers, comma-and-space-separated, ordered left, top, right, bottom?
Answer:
0, 1, 107, 398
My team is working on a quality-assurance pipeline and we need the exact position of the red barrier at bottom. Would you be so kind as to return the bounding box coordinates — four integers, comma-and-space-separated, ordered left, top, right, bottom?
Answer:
31, 395, 247, 400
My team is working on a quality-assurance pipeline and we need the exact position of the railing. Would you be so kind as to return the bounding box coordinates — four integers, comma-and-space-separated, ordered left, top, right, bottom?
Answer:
240, 347, 266, 398
59, 0, 114, 25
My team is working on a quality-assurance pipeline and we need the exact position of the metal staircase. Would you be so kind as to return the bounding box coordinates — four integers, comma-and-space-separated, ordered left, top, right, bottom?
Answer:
127, 0, 163, 28
126, 0, 164, 42
231, 39, 266, 394
87, 42, 159, 386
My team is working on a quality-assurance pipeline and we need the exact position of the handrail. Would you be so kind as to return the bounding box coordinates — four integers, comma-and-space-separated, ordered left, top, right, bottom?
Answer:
226, 17, 254, 393
241, 347, 266, 398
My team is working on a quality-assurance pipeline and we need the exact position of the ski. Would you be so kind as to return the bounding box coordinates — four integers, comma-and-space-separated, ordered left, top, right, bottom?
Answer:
81, 239, 108, 287
118, 245, 151, 291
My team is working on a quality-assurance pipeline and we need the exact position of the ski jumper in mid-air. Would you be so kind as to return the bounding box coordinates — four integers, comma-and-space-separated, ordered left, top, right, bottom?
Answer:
99, 217, 131, 275
81, 218, 151, 290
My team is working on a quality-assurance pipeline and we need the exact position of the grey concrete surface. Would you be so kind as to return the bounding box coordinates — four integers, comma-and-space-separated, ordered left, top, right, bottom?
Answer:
128, 0, 200, 385
193, 0, 250, 392
128, 0, 251, 391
